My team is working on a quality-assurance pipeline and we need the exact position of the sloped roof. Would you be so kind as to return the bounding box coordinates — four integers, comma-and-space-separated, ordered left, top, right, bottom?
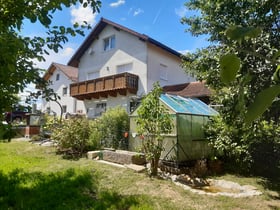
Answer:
162, 81, 211, 98
160, 94, 218, 116
67, 17, 182, 67
43, 62, 78, 82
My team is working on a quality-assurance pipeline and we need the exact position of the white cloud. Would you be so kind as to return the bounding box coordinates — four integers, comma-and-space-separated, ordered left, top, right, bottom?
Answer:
70, 4, 98, 25
34, 46, 76, 70
179, 49, 191, 54
133, 8, 144, 16
110, 0, 125, 8
175, 6, 187, 18
61, 47, 74, 57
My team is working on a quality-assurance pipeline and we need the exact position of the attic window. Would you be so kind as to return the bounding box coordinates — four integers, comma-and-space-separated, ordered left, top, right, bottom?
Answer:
56, 73, 60, 81
103, 35, 115, 51
159, 64, 168, 81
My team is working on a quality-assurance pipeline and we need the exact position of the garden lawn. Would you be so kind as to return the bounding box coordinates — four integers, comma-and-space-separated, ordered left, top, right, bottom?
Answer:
0, 140, 279, 210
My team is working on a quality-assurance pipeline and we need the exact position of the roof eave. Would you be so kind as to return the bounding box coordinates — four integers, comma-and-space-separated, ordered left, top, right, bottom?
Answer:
67, 17, 182, 67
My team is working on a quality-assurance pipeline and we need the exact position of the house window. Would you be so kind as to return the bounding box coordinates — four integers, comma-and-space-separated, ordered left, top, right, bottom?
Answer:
62, 105, 67, 113
56, 73, 60, 81
88, 71, 100, 80
117, 63, 133, 73
62, 87, 67, 96
95, 103, 106, 116
159, 64, 168, 81
103, 35, 115, 51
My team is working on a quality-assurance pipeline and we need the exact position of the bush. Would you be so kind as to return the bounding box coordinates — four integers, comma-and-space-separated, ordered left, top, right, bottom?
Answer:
51, 117, 91, 157
89, 107, 129, 150
50, 107, 129, 157
41, 114, 60, 138
0, 123, 15, 141
88, 120, 102, 151
206, 116, 280, 176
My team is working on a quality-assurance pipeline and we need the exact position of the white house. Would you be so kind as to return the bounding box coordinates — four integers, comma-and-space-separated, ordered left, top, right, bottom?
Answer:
41, 62, 86, 116
68, 18, 195, 118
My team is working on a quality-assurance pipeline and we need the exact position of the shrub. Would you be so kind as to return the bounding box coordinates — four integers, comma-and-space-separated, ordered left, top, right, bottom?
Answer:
0, 123, 15, 141
51, 117, 91, 157
206, 116, 280, 176
89, 107, 129, 150
88, 120, 102, 151
41, 114, 60, 138
50, 107, 129, 157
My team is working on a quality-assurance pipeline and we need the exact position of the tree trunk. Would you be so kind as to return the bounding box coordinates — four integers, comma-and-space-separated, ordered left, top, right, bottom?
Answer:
150, 157, 159, 176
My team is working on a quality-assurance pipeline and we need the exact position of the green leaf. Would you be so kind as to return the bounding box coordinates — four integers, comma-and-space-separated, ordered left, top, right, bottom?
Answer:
245, 85, 280, 124
220, 53, 241, 85
272, 65, 280, 82
59, 26, 65, 34
226, 26, 262, 42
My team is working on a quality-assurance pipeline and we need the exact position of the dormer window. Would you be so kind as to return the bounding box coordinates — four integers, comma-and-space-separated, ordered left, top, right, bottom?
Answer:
103, 35, 115, 51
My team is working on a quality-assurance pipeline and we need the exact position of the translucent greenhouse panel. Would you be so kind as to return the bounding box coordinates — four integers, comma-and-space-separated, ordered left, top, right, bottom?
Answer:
177, 115, 192, 138
191, 115, 205, 139
161, 137, 178, 161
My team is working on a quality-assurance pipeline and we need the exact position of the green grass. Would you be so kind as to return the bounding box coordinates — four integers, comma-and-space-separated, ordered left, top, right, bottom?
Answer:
0, 140, 280, 210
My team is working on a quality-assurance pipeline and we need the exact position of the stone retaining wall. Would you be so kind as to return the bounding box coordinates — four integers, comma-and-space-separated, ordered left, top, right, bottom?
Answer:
88, 150, 146, 165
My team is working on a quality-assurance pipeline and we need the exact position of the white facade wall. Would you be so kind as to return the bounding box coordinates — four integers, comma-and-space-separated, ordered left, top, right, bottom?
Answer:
77, 26, 148, 117
84, 93, 134, 118
146, 44, 195, 92
41, 69, 86, 116
78, 26, 148, 96
75, 25, 195, 118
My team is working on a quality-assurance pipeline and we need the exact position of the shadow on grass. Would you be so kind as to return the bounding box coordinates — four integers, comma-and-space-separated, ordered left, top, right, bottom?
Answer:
0, 168, 140, 210
258, 177, 280, 200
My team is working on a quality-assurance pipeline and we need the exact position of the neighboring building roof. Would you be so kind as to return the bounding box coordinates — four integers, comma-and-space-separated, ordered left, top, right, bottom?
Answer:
43, 62, 78, 82
160, 94, 218, 116
162, 81, 211, 98
67, 17, 182, 67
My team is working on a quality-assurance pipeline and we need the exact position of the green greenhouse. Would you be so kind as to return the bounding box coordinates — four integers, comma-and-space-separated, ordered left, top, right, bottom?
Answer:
129, 94, 218, 165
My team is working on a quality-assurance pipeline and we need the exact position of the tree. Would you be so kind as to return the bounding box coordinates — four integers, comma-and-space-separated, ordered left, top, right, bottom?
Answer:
136, 82, 173, 176
0, 0, 101, 122
181, 0, 280, 174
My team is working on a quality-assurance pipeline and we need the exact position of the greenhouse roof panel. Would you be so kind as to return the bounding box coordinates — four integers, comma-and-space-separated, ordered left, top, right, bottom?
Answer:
160, 94, 218, 116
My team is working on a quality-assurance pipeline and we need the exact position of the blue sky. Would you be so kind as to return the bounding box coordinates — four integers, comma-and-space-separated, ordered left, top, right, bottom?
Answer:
20, 0, 209, 107
22, 0, 209, 70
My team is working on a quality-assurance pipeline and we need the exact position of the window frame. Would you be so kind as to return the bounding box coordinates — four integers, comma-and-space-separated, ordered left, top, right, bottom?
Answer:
159, 64, 168, 81
95, 102, 107, 116
103, 35, 115, 52
62, 87, 68, 96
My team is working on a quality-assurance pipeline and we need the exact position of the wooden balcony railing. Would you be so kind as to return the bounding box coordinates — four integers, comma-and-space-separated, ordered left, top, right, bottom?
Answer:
70, 72, 138, 100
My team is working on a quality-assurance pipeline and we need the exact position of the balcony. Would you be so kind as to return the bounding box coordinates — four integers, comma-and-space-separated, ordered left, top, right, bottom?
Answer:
70, 72, 139, 100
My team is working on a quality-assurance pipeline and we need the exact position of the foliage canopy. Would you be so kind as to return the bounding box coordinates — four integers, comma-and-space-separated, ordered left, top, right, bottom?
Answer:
0, 0, 101, 121
182, 0, 280, 175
